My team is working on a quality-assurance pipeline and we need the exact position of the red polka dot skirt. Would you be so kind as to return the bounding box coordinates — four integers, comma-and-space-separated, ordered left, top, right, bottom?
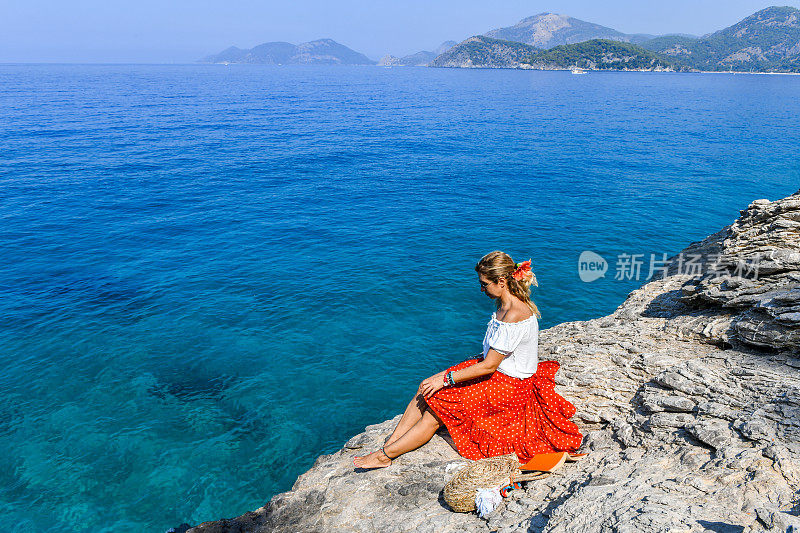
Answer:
425, 359, 583, 462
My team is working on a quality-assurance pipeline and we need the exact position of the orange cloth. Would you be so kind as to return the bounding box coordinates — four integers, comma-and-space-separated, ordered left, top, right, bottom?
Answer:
425, 359, 583, 462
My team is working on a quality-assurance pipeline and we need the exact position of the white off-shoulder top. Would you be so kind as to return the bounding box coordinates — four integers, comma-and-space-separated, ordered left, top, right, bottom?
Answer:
482, 311, 539, 378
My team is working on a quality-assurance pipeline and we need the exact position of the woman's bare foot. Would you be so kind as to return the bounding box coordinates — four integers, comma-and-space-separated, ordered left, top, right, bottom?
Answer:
353, 448, 393, 469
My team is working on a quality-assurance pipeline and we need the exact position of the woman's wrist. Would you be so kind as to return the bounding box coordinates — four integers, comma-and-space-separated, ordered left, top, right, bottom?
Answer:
440, 370, 459, 388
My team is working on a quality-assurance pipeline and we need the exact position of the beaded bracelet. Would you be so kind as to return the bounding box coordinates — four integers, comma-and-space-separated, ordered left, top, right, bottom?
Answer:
447, 371, 456, 386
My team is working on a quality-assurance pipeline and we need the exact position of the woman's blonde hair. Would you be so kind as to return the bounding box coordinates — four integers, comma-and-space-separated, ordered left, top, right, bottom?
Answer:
475, 251, 541, 319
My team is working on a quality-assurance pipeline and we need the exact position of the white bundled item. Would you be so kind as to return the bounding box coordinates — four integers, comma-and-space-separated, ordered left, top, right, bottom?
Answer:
475, 487, 503, 518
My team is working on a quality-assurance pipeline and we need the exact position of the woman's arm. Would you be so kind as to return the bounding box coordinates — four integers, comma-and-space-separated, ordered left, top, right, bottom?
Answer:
449, 348, 504, 383
462, 352, 484, 363
419, 349, 506, 398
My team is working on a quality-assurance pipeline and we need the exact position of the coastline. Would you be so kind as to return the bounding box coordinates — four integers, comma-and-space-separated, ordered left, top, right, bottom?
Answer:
197, 62, 800, 75
428, 64, 800, 74
182, 189, 800, 533
697, 70, 800, 76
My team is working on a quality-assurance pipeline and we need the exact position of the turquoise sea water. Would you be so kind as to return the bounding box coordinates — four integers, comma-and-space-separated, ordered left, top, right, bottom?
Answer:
1, 64, 798, 531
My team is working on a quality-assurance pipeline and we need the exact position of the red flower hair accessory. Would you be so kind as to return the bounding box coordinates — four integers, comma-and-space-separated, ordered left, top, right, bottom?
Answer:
512, 259, 533, 282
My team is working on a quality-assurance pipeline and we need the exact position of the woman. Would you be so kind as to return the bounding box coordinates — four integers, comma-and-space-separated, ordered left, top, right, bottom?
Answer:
353, 251, 583, 469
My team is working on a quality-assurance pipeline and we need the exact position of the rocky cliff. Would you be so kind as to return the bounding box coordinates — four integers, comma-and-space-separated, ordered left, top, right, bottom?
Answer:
185, 189, 800, 533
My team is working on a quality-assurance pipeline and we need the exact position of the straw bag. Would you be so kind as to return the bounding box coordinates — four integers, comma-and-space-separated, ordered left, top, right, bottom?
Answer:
443, 454, 549, 513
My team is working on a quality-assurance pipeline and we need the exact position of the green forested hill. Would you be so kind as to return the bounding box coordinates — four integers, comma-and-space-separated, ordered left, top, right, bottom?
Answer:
528, 39, 689, 71
429, 36, 686, 70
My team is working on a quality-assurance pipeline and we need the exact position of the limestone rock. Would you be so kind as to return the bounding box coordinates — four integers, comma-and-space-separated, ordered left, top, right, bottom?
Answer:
185, 189, 800, 533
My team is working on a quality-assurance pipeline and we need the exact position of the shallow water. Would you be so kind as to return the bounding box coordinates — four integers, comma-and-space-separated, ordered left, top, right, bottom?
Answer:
0, 64, 798, 531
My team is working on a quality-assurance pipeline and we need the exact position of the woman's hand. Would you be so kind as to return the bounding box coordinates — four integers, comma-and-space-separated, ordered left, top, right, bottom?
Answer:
419, 371, 446, 399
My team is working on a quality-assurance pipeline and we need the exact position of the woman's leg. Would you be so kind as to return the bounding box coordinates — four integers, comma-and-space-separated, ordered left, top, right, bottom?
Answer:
385, 392, 428, 446
354, 408, 443, 469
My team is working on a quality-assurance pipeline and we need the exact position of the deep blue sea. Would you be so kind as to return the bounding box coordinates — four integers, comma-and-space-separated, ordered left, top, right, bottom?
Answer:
0, 64, 798, 532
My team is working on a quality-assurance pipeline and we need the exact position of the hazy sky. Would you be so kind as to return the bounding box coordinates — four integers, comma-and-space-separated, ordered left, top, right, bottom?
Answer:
3, 1, 799, 63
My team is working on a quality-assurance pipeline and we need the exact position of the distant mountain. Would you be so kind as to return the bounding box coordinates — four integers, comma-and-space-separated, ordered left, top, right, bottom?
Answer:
378, 41, 457, 66
200, 39, 375, 65
428, 36, 539, 68
641, 6, 800, 71
485, 13, 655, 48
434, 41, 459, 55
